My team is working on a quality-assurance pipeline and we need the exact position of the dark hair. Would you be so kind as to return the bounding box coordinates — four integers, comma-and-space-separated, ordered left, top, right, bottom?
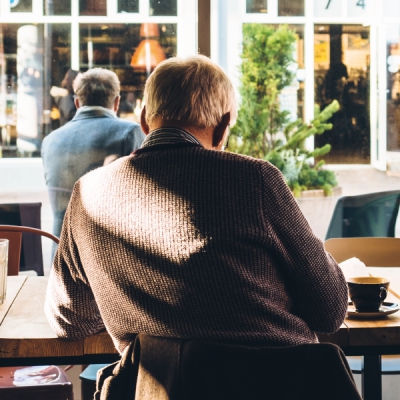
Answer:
61, 69, 81, 94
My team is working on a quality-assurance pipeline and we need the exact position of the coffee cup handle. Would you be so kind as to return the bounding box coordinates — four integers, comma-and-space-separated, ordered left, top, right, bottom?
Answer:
380, 287, 387, 301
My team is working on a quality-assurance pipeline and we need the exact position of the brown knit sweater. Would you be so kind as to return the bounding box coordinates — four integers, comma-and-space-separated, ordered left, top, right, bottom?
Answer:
45, 142, 348, 354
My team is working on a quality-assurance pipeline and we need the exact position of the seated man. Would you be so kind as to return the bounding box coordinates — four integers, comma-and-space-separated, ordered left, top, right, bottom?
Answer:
45, 55, 348, 355
42, 68, 145, 239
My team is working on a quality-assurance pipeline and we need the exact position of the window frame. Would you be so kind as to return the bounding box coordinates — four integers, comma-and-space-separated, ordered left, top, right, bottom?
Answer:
0, 0, 197, 69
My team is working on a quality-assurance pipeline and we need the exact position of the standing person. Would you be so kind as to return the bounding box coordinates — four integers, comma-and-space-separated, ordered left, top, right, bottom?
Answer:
45, 55, 348, 356
56, 69, 81, 127
42, 67, 145, 240
118, 92, 136, 115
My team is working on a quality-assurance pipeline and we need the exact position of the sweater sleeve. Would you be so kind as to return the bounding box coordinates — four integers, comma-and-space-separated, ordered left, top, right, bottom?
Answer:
260, 162, 348, 334
44, 184, 106, 339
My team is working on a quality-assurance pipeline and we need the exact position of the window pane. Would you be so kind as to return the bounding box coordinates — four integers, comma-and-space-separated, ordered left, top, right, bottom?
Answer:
0, 24, 71, 157
314, 24, 370, 164
118, 0, 139, 13
348, 0, 372, 18
246, 0, 268, 14
43, 0, 72, 16
150, 0, 177, 16
384, 0, 400, 17
79, 23, 177, 110
10, 0, 32, 13
268, 25, 305, 123
386, 25, 400, 152
314, 0, 341, 18
80, 0, 107, 16
278, 0, 304, 16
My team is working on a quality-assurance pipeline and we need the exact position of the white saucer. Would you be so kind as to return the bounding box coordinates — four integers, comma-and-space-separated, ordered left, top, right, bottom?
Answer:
347, 302, 400, 319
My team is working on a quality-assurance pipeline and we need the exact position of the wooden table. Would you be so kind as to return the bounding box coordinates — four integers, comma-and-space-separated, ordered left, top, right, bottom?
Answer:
1, 274, 400, 400
0, 276, 119, 366
318, 267, 400, 400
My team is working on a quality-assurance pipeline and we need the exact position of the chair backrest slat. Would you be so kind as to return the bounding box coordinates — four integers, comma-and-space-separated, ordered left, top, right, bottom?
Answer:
0, 203, 43, 275
0, 225, 59, 275
324, 237, 400, 266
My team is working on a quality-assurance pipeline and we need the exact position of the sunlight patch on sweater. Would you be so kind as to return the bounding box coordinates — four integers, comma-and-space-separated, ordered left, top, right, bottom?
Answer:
79, 170, 208, 264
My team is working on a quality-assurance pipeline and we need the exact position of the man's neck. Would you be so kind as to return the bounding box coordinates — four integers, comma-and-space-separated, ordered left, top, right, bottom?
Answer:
77, 105, 116, 117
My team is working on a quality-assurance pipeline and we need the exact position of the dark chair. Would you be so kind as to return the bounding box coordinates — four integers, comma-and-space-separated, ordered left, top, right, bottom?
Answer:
0, 203, 45, 275
0, 226, 72, 399
324, 237, 400, 376
325, 190, 400, 240
94, 334, 361, 400
324, 237, 400, 265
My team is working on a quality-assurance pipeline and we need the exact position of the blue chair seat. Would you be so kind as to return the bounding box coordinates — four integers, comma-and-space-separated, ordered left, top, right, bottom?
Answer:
80, 364, 110, 382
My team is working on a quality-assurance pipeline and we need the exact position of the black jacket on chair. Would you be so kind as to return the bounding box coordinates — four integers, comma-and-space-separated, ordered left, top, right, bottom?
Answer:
95, 333, 361, 400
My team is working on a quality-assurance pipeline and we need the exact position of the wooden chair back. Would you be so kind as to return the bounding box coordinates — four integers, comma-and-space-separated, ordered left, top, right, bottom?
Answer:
324, 237, 400, 266
0, 225, 59, 276
0, 203, 43, 274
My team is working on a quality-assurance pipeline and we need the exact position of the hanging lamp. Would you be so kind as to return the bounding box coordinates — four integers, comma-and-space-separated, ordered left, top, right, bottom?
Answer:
130, 23, 166, 73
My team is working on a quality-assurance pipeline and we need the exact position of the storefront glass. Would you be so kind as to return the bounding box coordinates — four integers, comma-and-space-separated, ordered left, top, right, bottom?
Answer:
384, 0, 400, 17
0, 23, 71, 156
314, 24, 370, 164
347, 0, 372, 18
10, 0, 32, 13
79, 23, 177, 120
314, 1, 341, 17
43, 0, 72, 16
386, 25, 400, 152
79, 0, 107, 16
246, 0, 268, 14
150, 0, 177, 16
268, 24, 305, 123
0, 0, 398, 169
118, 0, 139, 14
0, 0, 180, 158
278, 0, 304, 17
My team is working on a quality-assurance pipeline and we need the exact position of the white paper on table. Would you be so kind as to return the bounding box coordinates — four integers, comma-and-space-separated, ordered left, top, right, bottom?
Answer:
338, 257, 369, 282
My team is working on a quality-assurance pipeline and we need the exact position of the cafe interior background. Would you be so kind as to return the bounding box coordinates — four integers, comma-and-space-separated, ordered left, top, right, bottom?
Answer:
0, 0, 400, 234
1, 2, 400, 398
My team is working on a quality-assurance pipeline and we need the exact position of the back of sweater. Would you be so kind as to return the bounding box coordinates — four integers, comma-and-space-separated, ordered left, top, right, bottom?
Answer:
45, 145, 348, 353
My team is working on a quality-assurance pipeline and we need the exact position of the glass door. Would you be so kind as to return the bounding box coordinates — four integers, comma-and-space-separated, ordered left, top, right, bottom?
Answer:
314, 24, 371, 164
386, 25, 400, 153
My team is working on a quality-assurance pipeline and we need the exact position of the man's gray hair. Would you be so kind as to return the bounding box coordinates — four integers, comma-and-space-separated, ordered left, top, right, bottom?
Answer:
75, 68, 120, 109
144, 55, 237, 128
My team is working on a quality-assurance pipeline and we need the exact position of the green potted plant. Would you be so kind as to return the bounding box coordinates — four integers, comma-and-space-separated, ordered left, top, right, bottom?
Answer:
230, 23, 339, 197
